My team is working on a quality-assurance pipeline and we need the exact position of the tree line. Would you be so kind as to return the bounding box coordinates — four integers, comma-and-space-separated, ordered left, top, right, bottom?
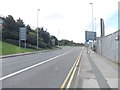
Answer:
59, 39, 84, 46
1, 15, 83, 49
1, 15, 58, 49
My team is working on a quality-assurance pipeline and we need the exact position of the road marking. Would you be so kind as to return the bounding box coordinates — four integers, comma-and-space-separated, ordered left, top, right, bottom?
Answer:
66, 48, 83, 89
60, 56, 79, 89
0, 51, 71, 81
74, 48, 84, 89
60, 47, 84, 89
66, 66, 77, 88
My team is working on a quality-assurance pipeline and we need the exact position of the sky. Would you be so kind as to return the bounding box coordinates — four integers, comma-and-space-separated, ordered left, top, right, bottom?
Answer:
0, 0, 119, 43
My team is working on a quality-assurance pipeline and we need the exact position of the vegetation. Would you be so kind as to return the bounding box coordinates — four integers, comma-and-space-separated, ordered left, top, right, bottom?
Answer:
0, 15, 83, 55
50, 35, 58, 46
1, 15, 58, 49
0, 41, 35, 55
59, 39, 84, 46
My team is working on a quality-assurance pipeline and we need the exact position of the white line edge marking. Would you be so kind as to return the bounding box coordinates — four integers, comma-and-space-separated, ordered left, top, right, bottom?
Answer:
0, 51, 71, 81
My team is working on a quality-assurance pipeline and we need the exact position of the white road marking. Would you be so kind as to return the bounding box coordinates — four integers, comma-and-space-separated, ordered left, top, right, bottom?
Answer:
0, 51, 71, 81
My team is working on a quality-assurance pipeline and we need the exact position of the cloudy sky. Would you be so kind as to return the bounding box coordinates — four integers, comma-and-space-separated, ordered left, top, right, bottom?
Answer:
0, 0, 119, 43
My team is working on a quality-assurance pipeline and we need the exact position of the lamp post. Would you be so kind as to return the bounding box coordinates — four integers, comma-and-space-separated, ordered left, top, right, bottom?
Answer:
94, 18, 97, 42
89, 3, 94, 32
94, 18, 96, 33
57, 29, 60, 46
89, 3, 95, 50
37, 9, 40, 50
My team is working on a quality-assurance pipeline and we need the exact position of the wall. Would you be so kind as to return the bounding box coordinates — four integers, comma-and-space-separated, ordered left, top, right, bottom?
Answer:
96, 30, 120, 64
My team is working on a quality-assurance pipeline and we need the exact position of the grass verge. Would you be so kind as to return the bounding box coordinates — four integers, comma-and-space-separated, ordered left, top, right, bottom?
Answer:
0, 41, 36, 55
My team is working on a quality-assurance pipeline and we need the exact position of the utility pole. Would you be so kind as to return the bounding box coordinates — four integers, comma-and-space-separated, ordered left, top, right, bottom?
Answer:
89, 3, 94, 32
58, 30, 60, 46
37, 9, 40, 50
89, 3, 94, 50
94, 18, 96, 33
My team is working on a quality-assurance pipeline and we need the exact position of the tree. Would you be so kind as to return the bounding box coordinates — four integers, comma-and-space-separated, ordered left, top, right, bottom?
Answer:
51, 35, 58, 46
26, 25, 32, 31
2, 15, 59, 49
26, 24, 32, 34
59, 39, 79, 46
2, 15, 19, 40
16, 18, 25, 27
3, 15, 17, 31
38, 27, 51, 46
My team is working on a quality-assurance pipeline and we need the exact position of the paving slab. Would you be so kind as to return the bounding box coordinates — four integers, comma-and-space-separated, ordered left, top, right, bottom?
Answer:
76, 47, 119, 89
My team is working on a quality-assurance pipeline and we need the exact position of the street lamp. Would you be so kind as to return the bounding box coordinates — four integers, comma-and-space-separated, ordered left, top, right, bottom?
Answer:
37, 9, 40, 50
94, 18, 96, 33
89, 3, 95, 50
58, 29, 60, 46
89, 3, 94, 32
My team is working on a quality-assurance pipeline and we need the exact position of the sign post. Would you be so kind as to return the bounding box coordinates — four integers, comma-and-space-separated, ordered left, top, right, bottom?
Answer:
85, 31, 96, 52
19, 27, 27, 49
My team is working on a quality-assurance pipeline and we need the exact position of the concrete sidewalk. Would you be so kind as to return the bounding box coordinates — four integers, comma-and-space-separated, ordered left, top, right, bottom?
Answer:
75, 47, 119, 89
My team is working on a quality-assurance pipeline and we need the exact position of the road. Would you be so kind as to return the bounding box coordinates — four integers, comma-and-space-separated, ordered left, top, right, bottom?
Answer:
1, 46, 82, 88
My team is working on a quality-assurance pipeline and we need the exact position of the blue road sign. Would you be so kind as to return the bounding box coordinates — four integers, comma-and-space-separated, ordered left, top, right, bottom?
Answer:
85, 31, 96, 41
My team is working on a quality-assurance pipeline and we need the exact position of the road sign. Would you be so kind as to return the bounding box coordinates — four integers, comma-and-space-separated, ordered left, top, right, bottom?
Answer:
19, 27, 27, 49
19, 27, 27, 40
85, 31, 96, 41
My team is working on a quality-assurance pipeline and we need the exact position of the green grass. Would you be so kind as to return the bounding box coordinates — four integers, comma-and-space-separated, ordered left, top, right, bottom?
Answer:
0, 41, 36, 55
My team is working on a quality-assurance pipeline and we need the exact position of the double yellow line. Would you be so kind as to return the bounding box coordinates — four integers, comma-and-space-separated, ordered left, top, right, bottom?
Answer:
60, 48, 84, 89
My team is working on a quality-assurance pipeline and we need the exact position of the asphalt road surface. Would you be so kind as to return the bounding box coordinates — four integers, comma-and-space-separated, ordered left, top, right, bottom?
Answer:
1, 46, 82, 88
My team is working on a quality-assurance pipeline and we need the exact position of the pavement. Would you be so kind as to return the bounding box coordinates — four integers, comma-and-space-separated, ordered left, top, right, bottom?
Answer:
75, 47, 119, 89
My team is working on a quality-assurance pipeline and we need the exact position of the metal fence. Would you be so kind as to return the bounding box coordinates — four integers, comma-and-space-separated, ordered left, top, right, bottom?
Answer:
96, 30, 120, 64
